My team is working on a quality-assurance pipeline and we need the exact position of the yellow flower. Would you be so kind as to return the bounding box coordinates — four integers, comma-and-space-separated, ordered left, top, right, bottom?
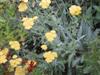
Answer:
22, 16, 38, 30
41, 44, 48, 50
39, 0, 51, 9
9, 57, 22, 68
12, 55, 18, 59
69, 5, 82, 16
45, 58, 52, 63
45, 30, 57, 42
0, 48, 9, 64
15, 66, 26, 75
0, 55, 7, 64
43, 51, 58, 63
1, 48, 9, 56
20, 0, 28, 3
18, 2, 28, 12
9, 41, 21, 50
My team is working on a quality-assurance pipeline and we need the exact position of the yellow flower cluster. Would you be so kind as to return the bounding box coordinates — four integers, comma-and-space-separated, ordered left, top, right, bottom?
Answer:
15, 66, 26, 75
39, 0, 51, 9
22, 16, 38, 30
43, 51, 58, 63
9, 41, 21, 50
69, 5, 82, 16
0, 48, 9, 64
41, 44, 48, 50
18, 2, 28, 12
45, 30, 57, 42
9, 55, 22, 68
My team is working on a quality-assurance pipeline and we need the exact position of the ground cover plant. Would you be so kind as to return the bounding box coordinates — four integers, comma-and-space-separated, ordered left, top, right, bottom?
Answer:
0, 0, 100, 75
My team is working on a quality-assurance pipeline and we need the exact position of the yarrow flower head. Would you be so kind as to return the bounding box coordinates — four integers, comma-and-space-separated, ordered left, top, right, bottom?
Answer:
0, 48, 9, 56
0, 55, 7, 64
18, 2, 28, 12
39, 0, 51, 9
69, 5, 82, 16
22, 16, 38, 30
43, 51, 58, 63
9, 55, 22, 68
12, 55, 18, 59
41, 44, 48, 50
0, 48, 9, 64
15, 66, 26, 75
9, 41, 21, 50
45, 30, 57, 42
